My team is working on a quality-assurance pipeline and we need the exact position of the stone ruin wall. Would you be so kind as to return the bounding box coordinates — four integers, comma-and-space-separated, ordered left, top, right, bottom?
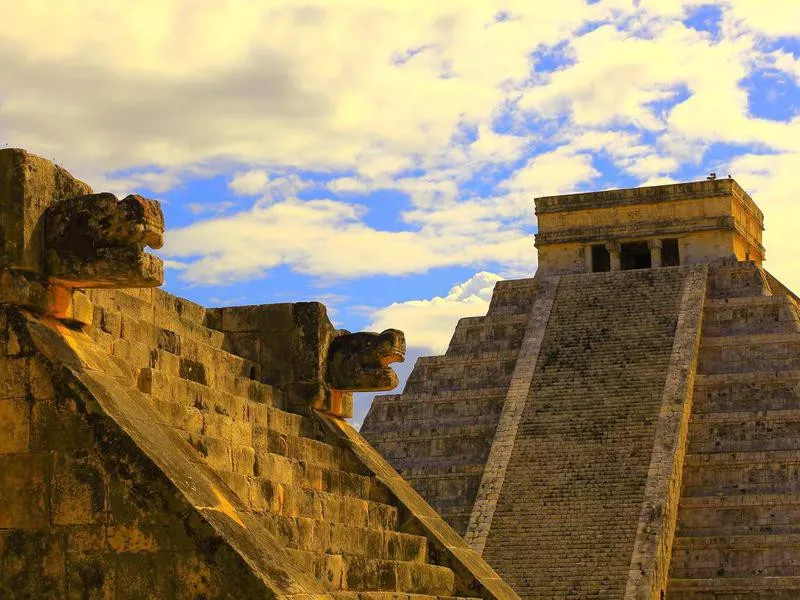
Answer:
0, 301, 278, 599
0, 148, 519, 600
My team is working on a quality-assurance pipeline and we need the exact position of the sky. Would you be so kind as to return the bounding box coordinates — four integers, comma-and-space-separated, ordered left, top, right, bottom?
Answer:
3, 0, 799, 426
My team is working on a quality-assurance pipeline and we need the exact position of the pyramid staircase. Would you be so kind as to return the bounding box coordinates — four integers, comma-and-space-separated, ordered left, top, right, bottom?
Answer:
668, 263, 800, 599
361, 279, 539, 534
81, 287, 502, 599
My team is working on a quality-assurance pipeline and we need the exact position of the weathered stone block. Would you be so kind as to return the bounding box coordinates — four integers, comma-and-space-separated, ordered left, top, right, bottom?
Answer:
0, 148, 93, 275
0, 453, 50, 529
29, 357, 55, 400
0, 530, 67, 597
0, 355, 27, 399
30, 398, 94, 451
65, 552, 115, 599
114, 551, 174, 598
52, 452, 107, 526
106, 524, 160, 554
0, 397, 30, 453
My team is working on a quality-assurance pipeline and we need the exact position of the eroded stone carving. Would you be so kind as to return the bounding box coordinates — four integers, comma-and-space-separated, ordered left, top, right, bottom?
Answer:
45, 192, 165, 288
327, 328, 406, 391
204, 303, 406, 419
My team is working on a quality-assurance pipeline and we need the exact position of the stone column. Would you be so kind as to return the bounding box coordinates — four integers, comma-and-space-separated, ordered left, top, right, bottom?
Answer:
584, 245, 594, 273
606, 241, 621, 271
649, 239, 663, 268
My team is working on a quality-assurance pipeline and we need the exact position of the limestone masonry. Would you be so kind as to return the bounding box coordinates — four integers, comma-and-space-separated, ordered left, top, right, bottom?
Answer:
362, 177, 800, 598
0, 148, 517, 599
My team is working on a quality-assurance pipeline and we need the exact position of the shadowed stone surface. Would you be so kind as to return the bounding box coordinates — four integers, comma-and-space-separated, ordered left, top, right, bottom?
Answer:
0, 148, 93, 275
45, 192, 165, 288
0, 148, 517, 600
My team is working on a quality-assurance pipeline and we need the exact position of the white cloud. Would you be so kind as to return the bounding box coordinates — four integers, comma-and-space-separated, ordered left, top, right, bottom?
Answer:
229, 169, 269, 195
623, 154, 680, 178
0, 0, 592, 181
88, 169, 182, 199
503, 146, 601, 197
723, 0, 800, 38
729, 152, 800, 293
469, 125, 528, 162
368, 271, 502, 353
2, 0, 799, 295
161, 197, 537, 285
187, 201, 238, 216
639, 175, 679, 187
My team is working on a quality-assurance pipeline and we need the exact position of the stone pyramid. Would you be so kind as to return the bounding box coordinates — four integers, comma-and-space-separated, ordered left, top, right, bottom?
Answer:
0, 148, 518, 599
362, 179, 800, 598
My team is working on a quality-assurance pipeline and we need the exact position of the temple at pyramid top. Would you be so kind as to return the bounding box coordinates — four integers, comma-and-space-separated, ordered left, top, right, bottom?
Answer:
534, 178, 765, 274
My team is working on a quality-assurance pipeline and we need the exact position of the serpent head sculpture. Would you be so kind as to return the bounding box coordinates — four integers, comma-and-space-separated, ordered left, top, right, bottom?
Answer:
326, 328, 406, 391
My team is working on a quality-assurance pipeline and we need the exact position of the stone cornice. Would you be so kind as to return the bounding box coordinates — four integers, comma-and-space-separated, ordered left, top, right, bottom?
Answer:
534, 179, 763, 223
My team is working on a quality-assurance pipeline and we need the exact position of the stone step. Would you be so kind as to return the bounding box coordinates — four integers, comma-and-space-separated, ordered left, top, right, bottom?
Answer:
267, 405, 318, 438
331, 593, 474, 600
139, 346, 273, 402
89, 287, 209, 326
253, 449, 390, 503
670, 534, 800, 578
148, 336, 260, 387
144, 396, 258, 450
705, 262, 772, 300
412, 350, 519, 368
403, 473, 482, 508
445, 314, 529, 354
131, 316, 255, 379
703, 295, 800, 337
485, 279, 538, 316
361, 392, 505, 431
668, 576, 800, 598
137, 368, 277, 418
682, 450, 800, 496
255, 429, 365, 475
397, 462, 486, 479
688, 410, 800, 453
699, 332, 800, 374
284, 551, 455, 595
693, 371, 800, 414
85, 288, 156, 323
367, 420, 499, 442
445, 338, 525, 356
89, 294, 224, 348
115, 307, 227, 354
675, 494, 800, 537
392, 456, 492, 475
249, 478, 399, 530
265, 515, 428, 562
453, 313, 530, 330
403, 374, 514, 394
370, 432, 493, 464
434, 507, 473, 538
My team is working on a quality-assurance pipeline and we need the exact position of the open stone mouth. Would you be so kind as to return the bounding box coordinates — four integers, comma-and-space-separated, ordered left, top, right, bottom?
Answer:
381, 350, 405, 367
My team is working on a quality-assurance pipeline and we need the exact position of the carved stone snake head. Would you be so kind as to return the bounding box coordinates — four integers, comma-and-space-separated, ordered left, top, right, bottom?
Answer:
326, 328, 406, 391
44, 192, 165, 288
